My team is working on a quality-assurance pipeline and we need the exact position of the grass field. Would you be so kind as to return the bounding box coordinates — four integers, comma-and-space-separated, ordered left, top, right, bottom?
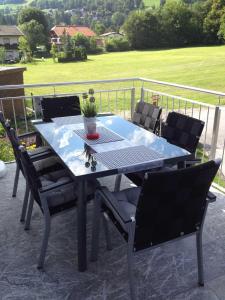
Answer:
15, 45, 225, 105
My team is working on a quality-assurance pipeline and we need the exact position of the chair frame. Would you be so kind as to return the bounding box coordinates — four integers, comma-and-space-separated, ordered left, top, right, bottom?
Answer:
0, 111, 51, 198
19, 144, 78, 269
91, 162, 220, 300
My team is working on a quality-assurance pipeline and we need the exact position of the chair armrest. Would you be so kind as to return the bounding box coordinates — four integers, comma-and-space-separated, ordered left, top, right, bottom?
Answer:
184, 158, 201, 167
29, 149, 53, 162
18, 131, 39, 139
97, 186, 132, 224
207, 191, 217, 203
39, 179, 74, 194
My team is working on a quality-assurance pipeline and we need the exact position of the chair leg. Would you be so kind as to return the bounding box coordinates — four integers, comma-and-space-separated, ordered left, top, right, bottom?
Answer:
127, 221, 137, 300
37, 212, 51, 269
90, 193, 101, 262
12, 164, 20, 197
114, 174, 122, 192
20, 183, 30, 223
102, 213, 112, 251
196, 231, 204, 286
24, 194, 34, 230
127, 244, 137, 300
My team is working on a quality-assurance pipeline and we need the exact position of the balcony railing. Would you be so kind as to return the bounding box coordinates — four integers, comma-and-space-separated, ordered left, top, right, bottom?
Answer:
0, 77, 224, 190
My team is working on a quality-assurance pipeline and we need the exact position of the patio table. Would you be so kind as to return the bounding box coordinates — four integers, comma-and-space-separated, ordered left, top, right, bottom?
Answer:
33, 115, 191, 272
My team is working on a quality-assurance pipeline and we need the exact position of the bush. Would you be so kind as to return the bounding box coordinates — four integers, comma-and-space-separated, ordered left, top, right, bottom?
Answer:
105, 37, 130, 52
0, 138, 14, 162
0, 124, 5, 138
58, 47, 87, 63
74, 47, 87, 60
88, 37, 104, 54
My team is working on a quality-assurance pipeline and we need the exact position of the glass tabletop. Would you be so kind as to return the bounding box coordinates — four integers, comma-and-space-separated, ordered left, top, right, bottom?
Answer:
33, 115, 191, 179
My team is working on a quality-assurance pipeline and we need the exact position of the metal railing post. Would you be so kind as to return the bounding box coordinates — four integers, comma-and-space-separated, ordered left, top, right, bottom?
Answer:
140, 87, 144, 102
210, 106, 221, 160
131, 87, 135, 118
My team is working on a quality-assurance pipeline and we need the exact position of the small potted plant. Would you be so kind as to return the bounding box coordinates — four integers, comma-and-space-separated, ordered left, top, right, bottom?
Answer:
82, 89, 98, 137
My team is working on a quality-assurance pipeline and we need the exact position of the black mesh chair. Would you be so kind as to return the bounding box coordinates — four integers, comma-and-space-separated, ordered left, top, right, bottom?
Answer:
124, 111, 205, 187
132, 101, 162, 134
9, 128, 65, 223
41, 95, 81, 122
161, 111, 205, 159
0, 111, 52, 198
19, 144, 99, 269
91, 160, 221, 300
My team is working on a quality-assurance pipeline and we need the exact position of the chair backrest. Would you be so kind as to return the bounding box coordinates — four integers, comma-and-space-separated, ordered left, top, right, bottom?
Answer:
41, 95, 81, 122
132, 101, 162, 133
161, 112, 204, 154
134, 159, 220, 251
9, 128, 27, 173
18, 144, 42, 206
0, 112, 23, 168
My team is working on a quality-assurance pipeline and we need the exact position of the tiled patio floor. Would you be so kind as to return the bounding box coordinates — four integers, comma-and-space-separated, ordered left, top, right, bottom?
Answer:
1, 163, 225, 300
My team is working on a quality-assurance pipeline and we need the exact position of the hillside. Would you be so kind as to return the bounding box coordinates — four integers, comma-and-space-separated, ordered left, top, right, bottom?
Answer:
0, 0, 143, 31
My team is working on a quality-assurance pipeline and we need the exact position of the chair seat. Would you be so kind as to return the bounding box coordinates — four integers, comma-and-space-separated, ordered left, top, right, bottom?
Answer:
40, 170, 77, 210
112, 187, 141, 227
33, 156, 62, 173
40, 169, 99, 215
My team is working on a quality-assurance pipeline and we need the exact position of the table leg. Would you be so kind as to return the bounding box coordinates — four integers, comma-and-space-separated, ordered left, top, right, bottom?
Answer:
77, 179, 87, 272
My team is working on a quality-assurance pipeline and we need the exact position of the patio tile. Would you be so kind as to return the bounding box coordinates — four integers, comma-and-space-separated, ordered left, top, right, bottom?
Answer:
1, 163, 225, 299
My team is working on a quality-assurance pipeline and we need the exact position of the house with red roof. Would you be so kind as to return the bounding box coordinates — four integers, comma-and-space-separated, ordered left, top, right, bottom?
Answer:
50, 25, 96, 50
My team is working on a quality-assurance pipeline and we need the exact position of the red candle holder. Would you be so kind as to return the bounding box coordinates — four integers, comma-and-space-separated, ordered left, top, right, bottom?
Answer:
86, 132, 100, 140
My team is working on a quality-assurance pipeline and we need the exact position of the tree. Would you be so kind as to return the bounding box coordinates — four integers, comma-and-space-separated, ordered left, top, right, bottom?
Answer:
50, 43, 58, 62
92, 21, 105, 35
72, 33, 90, 52
203, 0, 225, 44
19, 20, 46, 54
123, 10, 162, 49
0, 47, 6, 65
62, 34, 73, 59
160, 1, 198, 47
18, 7, 49, 51
18, 36, 32, 63
18, 7, 48, 33
111, 12, 125, 27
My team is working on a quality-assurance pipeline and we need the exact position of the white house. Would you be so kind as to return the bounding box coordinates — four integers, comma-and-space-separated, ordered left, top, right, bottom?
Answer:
0, 26, 24, 61
100, 32, 124, 39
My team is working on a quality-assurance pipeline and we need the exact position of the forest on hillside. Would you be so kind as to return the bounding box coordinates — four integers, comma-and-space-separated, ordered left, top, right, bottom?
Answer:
0, 0, 144, 31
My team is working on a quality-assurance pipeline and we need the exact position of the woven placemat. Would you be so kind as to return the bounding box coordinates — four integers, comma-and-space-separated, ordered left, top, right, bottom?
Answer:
93, 145, 164, 171
74, 126, 124, 145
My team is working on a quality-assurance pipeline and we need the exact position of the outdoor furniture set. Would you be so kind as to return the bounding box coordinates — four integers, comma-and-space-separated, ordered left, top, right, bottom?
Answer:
0, 95, 220, 300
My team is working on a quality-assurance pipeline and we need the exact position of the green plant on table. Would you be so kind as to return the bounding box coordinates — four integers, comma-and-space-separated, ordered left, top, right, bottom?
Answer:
82, 88, 98, 117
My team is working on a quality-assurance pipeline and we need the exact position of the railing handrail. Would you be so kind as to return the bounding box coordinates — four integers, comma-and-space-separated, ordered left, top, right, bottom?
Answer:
0, 87, 133, 101
140, 77, 225, 98
142, 87, 217, 109
1, 76, 225, 99
0, 77, 139, 90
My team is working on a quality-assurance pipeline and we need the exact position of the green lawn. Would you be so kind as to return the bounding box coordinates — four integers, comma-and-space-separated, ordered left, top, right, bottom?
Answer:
16, 45, 225, 105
